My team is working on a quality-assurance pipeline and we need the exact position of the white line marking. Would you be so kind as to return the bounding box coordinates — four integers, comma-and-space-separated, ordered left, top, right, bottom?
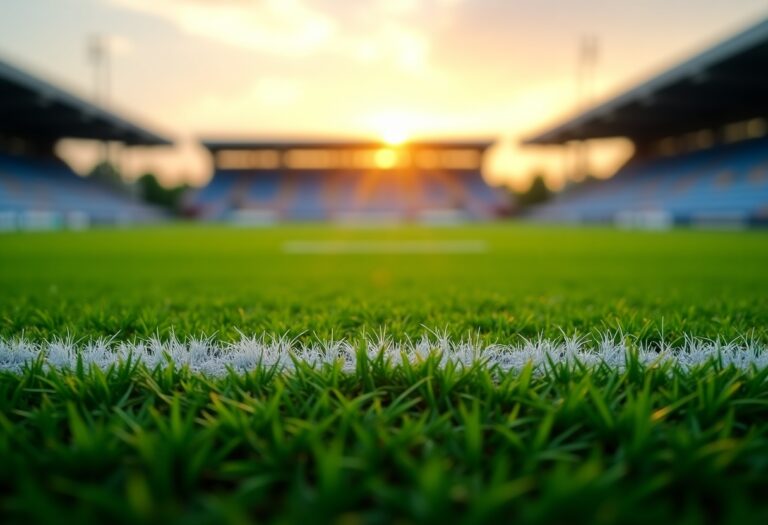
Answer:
282, 240, 488, 254
1, 334, 766, 375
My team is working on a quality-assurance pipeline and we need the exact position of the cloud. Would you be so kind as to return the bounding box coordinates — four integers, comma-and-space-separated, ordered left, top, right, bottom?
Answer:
179, 76, 305, 131
346, 23, 430, 73
253, 77, 302, 107
377, 0, 419, 16
109, 0, 336, 57
106, 0, 464, 73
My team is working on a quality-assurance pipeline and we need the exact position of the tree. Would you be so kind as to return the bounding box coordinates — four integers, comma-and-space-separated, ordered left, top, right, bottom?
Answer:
136, 173, 187, 213
86, 161, 126, 192
515, 174, 552, 209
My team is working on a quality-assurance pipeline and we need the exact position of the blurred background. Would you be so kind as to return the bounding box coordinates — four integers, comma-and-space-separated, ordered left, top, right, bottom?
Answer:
1, 0, 767, 229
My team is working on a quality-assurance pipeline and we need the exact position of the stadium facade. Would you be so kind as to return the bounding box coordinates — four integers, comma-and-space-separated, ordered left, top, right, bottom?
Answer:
189, 139, 508, 223
524, 17, 768, 227
0, 57, 171, 230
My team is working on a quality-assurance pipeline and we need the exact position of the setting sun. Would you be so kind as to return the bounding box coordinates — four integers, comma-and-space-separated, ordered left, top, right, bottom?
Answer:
371, 111, 414, 147
374, 147, 399, 169
381, 128, 409, 146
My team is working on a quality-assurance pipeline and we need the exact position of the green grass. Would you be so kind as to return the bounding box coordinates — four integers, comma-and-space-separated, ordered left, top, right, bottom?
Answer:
3, 355, 768, 524
1, 224, 767, 343
1, 224, 768, 524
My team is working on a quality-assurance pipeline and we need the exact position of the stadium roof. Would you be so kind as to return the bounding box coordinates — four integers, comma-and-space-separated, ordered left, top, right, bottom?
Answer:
201, 138, 495, 151
0, 57, 171, 146
523, 16, 768, 145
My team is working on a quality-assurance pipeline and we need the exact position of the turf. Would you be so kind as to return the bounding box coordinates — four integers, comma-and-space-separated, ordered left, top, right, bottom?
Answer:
4, 353, 768, 524
1, 224, 768, 524
0, 224, 767, 343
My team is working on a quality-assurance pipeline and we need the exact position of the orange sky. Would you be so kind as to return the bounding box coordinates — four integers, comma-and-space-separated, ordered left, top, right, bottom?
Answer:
1, 0, 767, 190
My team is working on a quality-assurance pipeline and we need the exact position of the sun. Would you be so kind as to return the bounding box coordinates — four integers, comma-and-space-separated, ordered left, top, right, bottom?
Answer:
381, 128, 409, 146
374, 148, 399, 169
369, 109, 416, 146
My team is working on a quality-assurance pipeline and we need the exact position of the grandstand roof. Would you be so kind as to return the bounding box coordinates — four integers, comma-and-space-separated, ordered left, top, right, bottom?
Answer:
201, 138, 495, 152
0, 57, 171, 146
523, 16, 768, 145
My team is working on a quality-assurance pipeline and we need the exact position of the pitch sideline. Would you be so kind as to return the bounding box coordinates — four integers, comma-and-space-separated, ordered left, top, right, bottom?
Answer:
1, 333, 767, 375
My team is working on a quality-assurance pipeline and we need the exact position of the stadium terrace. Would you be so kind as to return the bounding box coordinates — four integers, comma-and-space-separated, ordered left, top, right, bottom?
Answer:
188, 138, 508, 224
0, 57, 171, 229
523, 16, 768, 227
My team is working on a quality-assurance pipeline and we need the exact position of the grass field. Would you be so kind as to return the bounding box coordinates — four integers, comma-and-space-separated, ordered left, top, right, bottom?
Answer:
1, 225, 767, 342
1, 224, 768, 523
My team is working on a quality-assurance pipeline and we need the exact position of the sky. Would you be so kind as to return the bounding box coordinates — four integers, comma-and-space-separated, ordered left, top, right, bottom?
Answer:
1, 0, 767, 189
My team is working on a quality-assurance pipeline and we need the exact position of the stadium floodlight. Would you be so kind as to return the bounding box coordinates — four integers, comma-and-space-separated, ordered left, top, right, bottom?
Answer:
87, 34, 110, 107
88, 34, 114, 169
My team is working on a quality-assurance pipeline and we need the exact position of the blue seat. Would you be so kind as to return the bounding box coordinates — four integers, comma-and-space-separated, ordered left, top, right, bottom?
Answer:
0, 152, 164, 225
530, 137, 768, 223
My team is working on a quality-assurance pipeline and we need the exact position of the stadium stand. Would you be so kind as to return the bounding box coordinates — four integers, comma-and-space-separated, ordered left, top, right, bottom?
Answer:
523, 17, 768, 227
0, 57, 171, 229
189, 139, 508, 223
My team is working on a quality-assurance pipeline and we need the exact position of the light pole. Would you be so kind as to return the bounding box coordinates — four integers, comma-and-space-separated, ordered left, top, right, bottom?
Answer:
88, 34, 111, 170
575, 34, 599, 182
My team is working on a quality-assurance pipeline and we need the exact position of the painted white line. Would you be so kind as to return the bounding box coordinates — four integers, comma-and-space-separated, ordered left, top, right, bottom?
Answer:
1, 334, 766, 375
282, 240, 488, 254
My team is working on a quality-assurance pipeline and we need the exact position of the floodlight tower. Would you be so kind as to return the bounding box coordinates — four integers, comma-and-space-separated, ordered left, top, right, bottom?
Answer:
577, 35, 599, 110
88, 34, 111, 107
573, 34, 599, 183
88, 35, 112, 169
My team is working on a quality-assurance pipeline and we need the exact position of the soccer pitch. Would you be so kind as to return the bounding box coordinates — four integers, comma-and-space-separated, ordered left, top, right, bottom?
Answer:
1, 224, 768, 523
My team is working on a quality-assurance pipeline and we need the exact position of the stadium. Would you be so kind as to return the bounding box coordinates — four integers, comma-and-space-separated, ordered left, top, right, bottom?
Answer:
1, 4, 768, 525
523, 17, 768, 227
0, 57, 171, 229
189, 138, 507, 223
2, 17, 768, 230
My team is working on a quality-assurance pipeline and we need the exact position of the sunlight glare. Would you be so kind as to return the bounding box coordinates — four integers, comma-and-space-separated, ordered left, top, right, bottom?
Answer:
381, 128, 409, 146
374, 148, 399, 169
